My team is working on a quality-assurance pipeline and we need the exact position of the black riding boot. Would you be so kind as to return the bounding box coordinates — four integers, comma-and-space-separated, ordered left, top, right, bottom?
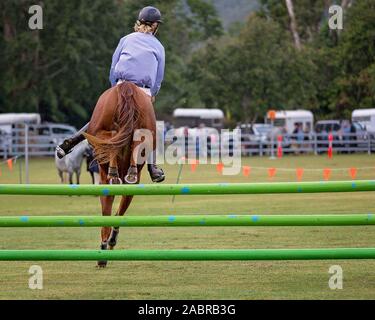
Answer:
148, 164, 165, 183
56, 133, 86, 159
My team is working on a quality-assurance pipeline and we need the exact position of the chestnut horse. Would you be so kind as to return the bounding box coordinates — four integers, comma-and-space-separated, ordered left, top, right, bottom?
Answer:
84, 81, 156, 268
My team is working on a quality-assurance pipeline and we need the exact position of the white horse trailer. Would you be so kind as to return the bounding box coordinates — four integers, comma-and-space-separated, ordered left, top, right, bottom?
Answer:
265, 110, 314, 134
173, 108, 224, 129
0, 113, 41, 134
352, 109, 375, 134
0, 113, 42, 158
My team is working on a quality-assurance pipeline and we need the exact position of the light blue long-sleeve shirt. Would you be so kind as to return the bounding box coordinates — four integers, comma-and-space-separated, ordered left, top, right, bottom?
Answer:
109, 32, 165, 96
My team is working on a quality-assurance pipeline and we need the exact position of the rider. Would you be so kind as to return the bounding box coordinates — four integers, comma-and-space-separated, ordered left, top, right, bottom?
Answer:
56, 6, 165, 183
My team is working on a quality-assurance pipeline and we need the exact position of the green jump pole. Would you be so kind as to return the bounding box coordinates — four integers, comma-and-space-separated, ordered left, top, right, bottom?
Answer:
0, 180, 374, 196
0, 248, 375, 261
0, 214, 374, 227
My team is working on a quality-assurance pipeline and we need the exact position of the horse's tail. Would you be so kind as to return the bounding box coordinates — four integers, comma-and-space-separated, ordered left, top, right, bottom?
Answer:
83, 82, 142, 164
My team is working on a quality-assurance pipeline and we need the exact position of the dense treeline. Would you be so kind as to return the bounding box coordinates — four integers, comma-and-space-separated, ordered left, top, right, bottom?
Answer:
0, 0, 222, 127
0, 0, 374, 128
189, 0, 375, 125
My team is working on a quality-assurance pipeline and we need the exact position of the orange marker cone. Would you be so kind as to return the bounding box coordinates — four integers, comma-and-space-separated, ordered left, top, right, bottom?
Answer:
268, 167, 276, 180
349, 167, 357, 179
190, 159, 199, 173
328, 147, 333, 159
216, 163, 224, 174
323, 168, 331, 181
296, 168, 304, 181
328, 134, 333, 159
242, 166, 251, 177
7, 159, 13, 171
277, 135, 283, 158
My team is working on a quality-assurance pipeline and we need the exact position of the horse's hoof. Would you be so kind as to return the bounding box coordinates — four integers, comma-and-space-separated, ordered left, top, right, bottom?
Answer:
97, 261, 108, 268
98, 242, 108, 267
108, 230, 119, 249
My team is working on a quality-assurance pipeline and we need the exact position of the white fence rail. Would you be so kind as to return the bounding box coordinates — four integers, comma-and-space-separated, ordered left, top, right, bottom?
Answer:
1, 131, 375, 159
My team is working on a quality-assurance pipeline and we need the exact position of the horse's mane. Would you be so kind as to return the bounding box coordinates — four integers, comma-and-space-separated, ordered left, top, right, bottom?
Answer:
83, 82, 144, 164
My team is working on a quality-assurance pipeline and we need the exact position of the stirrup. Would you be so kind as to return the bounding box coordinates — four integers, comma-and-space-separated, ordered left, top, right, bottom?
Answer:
125, 166, 138, 184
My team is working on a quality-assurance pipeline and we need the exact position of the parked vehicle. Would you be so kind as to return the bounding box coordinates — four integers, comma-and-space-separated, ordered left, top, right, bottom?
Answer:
346, 121, 368, 150
27, 123, 77, 153
315, 120, 343, 153
173, 108, 224, 129
28, 123, 77, 144
352, 121, 368, 140
0, 117, 77, 156
237, 123, 271, 142
170, 125, 222, 157
236, 123, 271, 155
315, 120, 341, 132
265, 110, 314, 135
315, 120, 368, 152
0, 113, 41, 134
352, 109, 375, 137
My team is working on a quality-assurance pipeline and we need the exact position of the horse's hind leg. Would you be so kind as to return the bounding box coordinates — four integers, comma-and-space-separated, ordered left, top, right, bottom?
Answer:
97, 165, 115, 268
108, 195, 134, 250
108, 155, 122, 185
109, 167, 143, 249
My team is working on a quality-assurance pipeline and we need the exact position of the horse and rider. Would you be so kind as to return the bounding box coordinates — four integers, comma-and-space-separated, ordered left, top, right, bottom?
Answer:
56, 6, 166, 267
56, 6, 165, 184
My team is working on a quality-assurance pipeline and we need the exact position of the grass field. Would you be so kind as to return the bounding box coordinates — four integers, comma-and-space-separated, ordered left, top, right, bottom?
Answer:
0, 154, 374, 299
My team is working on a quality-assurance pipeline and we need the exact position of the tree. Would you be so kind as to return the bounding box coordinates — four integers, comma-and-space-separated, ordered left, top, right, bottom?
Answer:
188, 15, 318, 124
330, 0, 375, 117
0, 0, 128, 127
285, 0, 301, 50
260, 0, 330, 45
0, 0, 223, 126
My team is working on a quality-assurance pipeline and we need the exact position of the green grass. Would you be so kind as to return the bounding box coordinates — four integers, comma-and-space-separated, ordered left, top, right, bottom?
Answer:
0, 154, 375, 299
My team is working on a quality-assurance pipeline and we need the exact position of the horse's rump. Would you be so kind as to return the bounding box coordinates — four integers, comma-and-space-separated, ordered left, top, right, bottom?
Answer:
84, 82, 147, 164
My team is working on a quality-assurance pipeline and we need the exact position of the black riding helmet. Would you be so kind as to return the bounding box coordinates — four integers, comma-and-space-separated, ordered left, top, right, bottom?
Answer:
138, 6, 163, 25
